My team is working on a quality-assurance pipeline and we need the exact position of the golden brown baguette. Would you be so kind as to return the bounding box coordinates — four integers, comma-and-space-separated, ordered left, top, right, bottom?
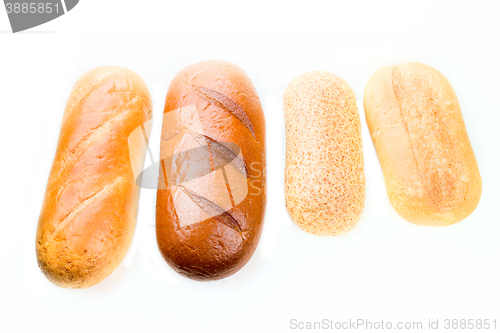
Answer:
363, 62, 482, 226
283, 71, 365, 236
156, 60, 266, 281
36, 66, 152, 288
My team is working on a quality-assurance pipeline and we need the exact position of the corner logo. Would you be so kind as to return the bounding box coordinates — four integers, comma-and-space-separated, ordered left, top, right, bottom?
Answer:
4, 0, 79, 33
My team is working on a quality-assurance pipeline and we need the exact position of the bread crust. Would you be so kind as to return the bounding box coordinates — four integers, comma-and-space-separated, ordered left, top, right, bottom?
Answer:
283, 71, 366, 236
156, 60, 266, 281
363, 62, 482, 226
36, 66, 152, 288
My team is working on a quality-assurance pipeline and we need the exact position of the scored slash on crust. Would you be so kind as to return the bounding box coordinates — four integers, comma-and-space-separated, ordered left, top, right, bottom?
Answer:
190, 132, 248, 177
44, 177, 123, 244
55, 96, 139, 184
159, 125, 247, 232
192, 85, 256, 139
176, 185, 242, 232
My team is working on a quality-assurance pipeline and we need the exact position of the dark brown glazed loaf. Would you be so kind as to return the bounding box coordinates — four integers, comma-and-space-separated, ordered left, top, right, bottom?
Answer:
156, 60, 266, 281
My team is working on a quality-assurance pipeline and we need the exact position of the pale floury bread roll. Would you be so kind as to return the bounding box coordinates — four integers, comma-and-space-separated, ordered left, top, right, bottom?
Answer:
364, 62, 482, 226
284, 71, 366, 235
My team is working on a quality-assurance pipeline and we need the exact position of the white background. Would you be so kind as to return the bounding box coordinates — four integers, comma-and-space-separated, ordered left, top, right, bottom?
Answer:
1, 1, 499, 332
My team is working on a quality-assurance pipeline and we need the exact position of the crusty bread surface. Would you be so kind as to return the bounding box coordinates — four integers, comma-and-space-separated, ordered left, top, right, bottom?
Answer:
284, 71, 366, 236
363, 62, 481, 226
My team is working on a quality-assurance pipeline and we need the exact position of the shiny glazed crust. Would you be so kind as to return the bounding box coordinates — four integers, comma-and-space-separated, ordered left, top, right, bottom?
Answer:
156, 60, 266, 281
283, 71, 366, 236
363, 62, 482, 226
36, 66, 152, 288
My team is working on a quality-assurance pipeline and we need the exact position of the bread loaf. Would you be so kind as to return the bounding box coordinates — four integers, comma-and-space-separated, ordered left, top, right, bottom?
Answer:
156, 60, 266, 281
36, 66, 152, 288
283, 71, 365, 236
363, 62, 482, 226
